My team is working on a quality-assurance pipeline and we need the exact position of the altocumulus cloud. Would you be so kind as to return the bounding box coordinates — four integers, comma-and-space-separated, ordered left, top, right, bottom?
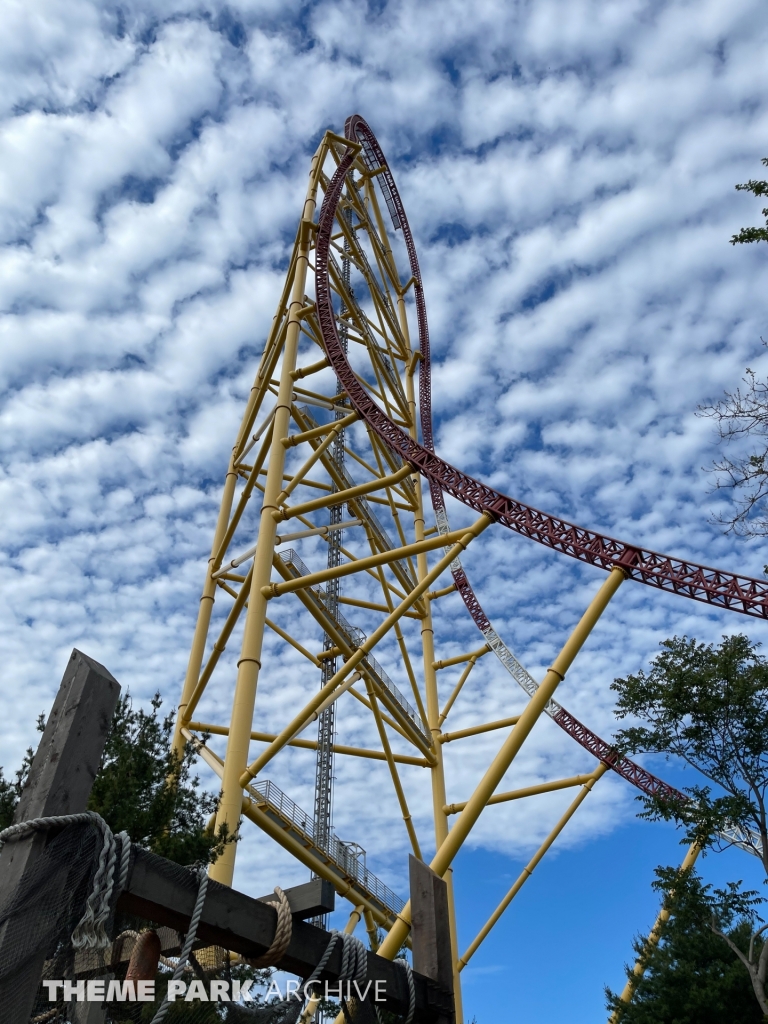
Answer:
1, 0, 768, 898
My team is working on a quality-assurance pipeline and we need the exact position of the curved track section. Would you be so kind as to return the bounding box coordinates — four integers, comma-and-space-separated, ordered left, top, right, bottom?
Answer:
334, 115, 686, 805
318, 119, 768, 620
356, 120, 688, 803
314, 115, 756, 811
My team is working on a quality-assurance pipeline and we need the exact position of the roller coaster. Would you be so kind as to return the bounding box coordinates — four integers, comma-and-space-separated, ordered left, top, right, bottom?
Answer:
171, 115, 767, 1021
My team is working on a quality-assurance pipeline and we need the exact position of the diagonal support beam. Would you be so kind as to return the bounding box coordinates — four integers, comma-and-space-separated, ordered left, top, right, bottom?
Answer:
444, 772, 600, 814
240, 515, 492, 787
457, 761, 609, 970
273, 463, 412, 522
262, 526, 477, 599
366, 687, 423, 860
439, 716, 521, 745
375, 564, 627, 962
187, 721, 429, 765
609, 841, 701, 1020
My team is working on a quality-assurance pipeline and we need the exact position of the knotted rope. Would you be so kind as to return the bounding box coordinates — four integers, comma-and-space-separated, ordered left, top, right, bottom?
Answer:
248, 886, 293, 967
301, 929, 341, 999
0, 810, 131, 949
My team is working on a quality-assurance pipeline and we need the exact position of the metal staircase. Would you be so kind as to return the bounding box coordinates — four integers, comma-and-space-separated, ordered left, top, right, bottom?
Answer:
245, 777, 405, 923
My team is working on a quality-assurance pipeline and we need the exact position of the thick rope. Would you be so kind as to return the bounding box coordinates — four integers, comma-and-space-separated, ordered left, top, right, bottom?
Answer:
248, 886, 293, 967
299, 930, 369, 1024
0, 811, 131, 950
338, 932, 367, 986
71, 818, 115, 948
337, 932, 369, 1024
394, 958, 415, 1024
117, 829, 132, 891
149, 865, 208, 1024
303, 930, 340, 990
29, 1009, 60, 1024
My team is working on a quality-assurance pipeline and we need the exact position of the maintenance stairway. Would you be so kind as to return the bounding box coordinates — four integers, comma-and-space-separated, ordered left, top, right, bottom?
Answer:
185, 729, 407, 927
244, 777, 405, 923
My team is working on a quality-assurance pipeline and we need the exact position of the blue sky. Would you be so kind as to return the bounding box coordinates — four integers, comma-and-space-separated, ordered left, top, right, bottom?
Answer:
2, 1, 768, 1021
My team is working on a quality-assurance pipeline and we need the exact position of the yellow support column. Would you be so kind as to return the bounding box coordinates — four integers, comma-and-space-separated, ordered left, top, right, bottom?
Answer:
363, 909, 380, 951
210, 142, 326, 886
458, 762, 609, 970
416, 497, 465, 1022
609, 842, 701, 1022
398, 276, 465, 1022
376, 564, 626, 961
172, 237, 302, 763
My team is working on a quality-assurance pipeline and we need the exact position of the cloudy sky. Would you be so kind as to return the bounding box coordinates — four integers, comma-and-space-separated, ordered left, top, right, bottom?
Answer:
2, 0, 768, 1019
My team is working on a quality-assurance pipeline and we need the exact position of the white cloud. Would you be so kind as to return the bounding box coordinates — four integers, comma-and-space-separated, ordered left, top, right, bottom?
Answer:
1, 0, 768, 978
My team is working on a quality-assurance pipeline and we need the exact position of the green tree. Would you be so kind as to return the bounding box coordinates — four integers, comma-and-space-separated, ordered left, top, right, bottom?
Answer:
0, 713, 44, 831
1, 692, 229, 864
0, 767, 20, 831
87, 692, 230, 864
611, 634, 768, 1014
731, 158, 768, 246
606, 865, 764, 1023
0, 758, 32, 832
1, 694, 302, 1019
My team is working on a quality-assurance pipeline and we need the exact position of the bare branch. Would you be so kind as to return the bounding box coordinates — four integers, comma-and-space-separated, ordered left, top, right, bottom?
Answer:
699, 362, 768, 535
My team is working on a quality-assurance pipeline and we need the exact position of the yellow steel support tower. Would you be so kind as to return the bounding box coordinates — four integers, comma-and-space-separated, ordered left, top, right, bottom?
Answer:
173, 127, 622, 1023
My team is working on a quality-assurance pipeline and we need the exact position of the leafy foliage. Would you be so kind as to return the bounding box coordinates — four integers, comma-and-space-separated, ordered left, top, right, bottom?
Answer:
612, 634, 768, 1015
612, 634, 768, 867
0, 714, 44, 831
606, 865, 764, 1023
1, 693, 305, 1019
0, 691, 229, 865
730, 158, 768, 246
696, 158, 768, 534
0, 767, 19, 832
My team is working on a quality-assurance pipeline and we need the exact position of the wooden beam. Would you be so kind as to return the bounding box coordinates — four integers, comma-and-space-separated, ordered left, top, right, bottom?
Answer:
257, 878, 335, 920
118, 847, 453, 1021
0, 650, 121, 1023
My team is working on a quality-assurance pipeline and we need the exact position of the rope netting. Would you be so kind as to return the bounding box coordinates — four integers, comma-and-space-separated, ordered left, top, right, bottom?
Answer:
0, 818, 413, 1024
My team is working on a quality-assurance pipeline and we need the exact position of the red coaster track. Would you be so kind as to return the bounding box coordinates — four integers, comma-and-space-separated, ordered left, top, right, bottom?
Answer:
313, 114, 763, 806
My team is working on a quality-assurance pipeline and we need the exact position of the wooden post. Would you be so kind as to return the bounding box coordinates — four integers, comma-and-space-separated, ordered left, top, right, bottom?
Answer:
409, 855, 454, 1022
0, 649, 121, 1024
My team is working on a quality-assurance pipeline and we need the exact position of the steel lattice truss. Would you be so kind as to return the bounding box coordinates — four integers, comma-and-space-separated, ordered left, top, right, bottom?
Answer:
172, 117, 764, 1024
